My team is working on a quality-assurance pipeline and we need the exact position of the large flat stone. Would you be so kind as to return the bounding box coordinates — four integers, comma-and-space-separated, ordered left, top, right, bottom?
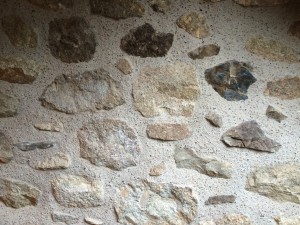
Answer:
205, 60, 256, 101
115, 180, 198, 225
26, 0, 73, 11
0, 57, 41, 84
133, 62, 200, 117
246, 163, 300, 204
2, 15, 37, 48
221, 120, 281, 153
147, 123, 191, 141
120, 23, 174, 57
0, 132, 13, 163
48, 17, 96, 63
52, 174, 104, 207
0, 178, 41, 208
89, 0, 145, 19
78, 119, 141, 171
174, 147, 232, 179
0, 92, 19, 118
40, 69, 124, 114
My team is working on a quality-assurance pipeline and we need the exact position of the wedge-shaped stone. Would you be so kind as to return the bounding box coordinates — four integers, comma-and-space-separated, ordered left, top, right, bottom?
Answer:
52, 174, 104, 207
40, 69, 124, 114
30, 153, 70, 170
78, 119, 141, 171
245, 36, 298, 63
205, 111, 222, 127
0, 178, 41, 208
188, 44, 220, 59
234, 0, 290, 6
246, 163, 300, 204
205, 60, 256, 101
199, 214, 253, 225
0, 132, 13, 163
115, 180, 198, 225
174, 147, 232, 179
221, 120, 281, 152
147, 123, 191, 141
121, 23, 174, 57
49, 17, 96, 63
0, 57, 41, 84
133, 62, 200, 117
90, 0, 145, 19
266, 105, 287, 122
26, 0, 73, 11
177, 12, 210, 39
0, 92, 19, 118
264, 76, 300, 100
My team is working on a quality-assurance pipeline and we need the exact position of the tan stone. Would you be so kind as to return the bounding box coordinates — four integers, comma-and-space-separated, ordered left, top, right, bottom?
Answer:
245, 36, 298, 63
177, 12, 210, 39
149, 162, 166, 176
85, 217, 103, 225
147, 123, 191, 141
199, 214, 253, 225
116, 58, 133, 75
275, 216, 300, 225
133, 62, 200, 117
30, 153, 70, 170
0, 132, 13, 163
34, 121, 64, 132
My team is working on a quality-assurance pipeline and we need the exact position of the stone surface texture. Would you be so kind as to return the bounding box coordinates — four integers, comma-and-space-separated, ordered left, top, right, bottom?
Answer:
221, 120, 281, 152
0, 132, 13, 163
234, 0, 290, 6
51, 174, 104, 208
205, 60, 256, 101
52, 211, 79, 225
2, 15, 37, 48
120, 23, 174, 57
188, 44, 220, 59
30, 152, 70, 170
174, 147, 233, 179
245, 36, 298, 63
48, 17, 96, 63
266, 105, 287, 122
147, 123, 191, 141
115, 58, 133, 75
78, 119, 141, 171
177, 12, 210, 39
115, 180, 198, 225
0, 92, 18, 118
133, 62, 200, 117
0, 178, 41, 208
0, 57, 41, 84
34, 121, 64, 132
246, 163, 300, 204
25, 0, 73, 11
40, 69, 124, 114
199, 214, 253, 225
264, 76, 300, 100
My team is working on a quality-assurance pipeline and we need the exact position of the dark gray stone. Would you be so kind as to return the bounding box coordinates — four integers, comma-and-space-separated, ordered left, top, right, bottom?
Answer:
205, 60, 257, 101
121, 23, 174, 58
205, 195, 236, 205
188, 44, 220, 59
89, 0, 145, 19
15, 141, 55, 151
48, 17, 96, 63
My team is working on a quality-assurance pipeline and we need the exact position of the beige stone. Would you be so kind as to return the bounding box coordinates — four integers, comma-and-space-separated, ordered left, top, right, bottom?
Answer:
34, 121, 64, 132
0, 132, 13, 163
116, 58, 133, 75
85, 217, 104, 225
275, 216, 300, 225
199, 214, 253, 225
30, 153, 70, 170
205, 111, 222, 127
149, 162, 166, 176
147, 123, 191, 141
52, 211, 79, 224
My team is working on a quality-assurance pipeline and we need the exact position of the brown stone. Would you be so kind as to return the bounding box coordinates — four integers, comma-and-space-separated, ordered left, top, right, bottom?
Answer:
149, 0, 171, 13
0, 132, 13, 163
264, 76, 300, 100
205, 195, 236, 205
288, 21, 300, 39
26, 0, 73, 11
147, 123, 191, 141
188, 44, 220, 60
115, 58, 133, 75
0, 92, 19, 118
266, 105, 287, 122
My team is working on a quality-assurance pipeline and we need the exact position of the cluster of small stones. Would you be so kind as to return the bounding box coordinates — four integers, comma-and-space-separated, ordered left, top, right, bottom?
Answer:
0, 0, 299, 224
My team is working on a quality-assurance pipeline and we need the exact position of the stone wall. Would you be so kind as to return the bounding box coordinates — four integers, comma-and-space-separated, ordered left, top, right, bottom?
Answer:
0, 0, 299, 224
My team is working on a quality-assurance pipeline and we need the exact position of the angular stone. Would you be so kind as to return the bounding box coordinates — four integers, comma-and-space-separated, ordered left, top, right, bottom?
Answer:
15, 141, 55, 151
49, 17, 96, 63
245, 36, 298, 63
221, 120, 281, 153
177, 12, 210, 39
275, 216, 300, 225
174, 147, 232, 179
26, 0, 73, 11
120, 23, 174, 57
115, 58, 133, 75
147, 123, 191, 141
199, 214, 253, 225
264, 76, 300, 100
149, 0, 171, 13
85, 217, 104, 225
246, 163, 300, 204
205, 60, 256, 101
52, 174, 104, 208
0, 132, 13, 163
288, 21, 300, 39
40, 69, 124, 114
205, 195, 236, 205
149, 162, 166, 176
52, 211, 79, 225
34, 121, 64, 132
266, 105, 287, 122
205, 111, 222, 127
0, 92, 18, 118
90, 0, 145, 19
133, 62, 200, 117
115, 180, 198, 225
188, 44, 220, 60
0, 178, 41, 208
234, 0, 290, 6
0, 57, 42, 84
78, 119, 141, 171
2, 15, 37, 48
30, 153, 70, 170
